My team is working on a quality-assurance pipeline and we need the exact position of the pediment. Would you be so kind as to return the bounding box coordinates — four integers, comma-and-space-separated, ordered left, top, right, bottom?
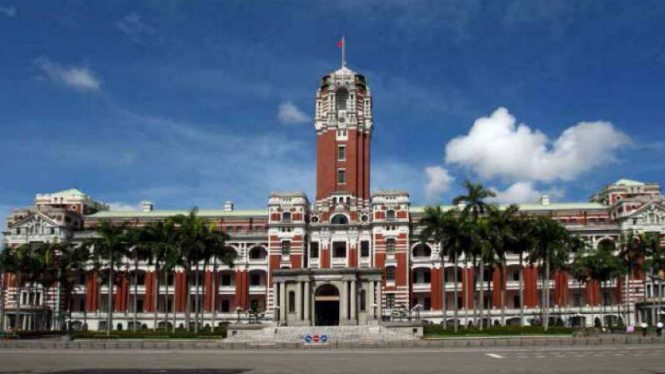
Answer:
11, 211, 60, 229
623, 202, 665, 226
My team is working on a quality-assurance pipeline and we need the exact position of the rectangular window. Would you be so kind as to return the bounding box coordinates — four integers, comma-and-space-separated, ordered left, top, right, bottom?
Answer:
281, 241, 291, 256
337, 169, 346, 185
386, 239, 396, 254
333, 241, 346, 258
337, 146, 346, 161
221, 274, 231, 286
310, 242, 319, 258
250, 273, 261, 286
513, 295, 520, 308
424, 297, 431, 311
386, 267, 396, 282
221, 299, 230, 313
360, 241, 370, 257
386, 294, 395, 309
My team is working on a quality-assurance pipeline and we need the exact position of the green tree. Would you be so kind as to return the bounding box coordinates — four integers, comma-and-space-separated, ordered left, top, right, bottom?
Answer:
124, 227, 153, 332
57, 241, 90, 333
529, 216, 571, 331
618, 232, 644, 326
641, 232, 664, 324
452, 181, 496, 330
92, 220, 131, 335
486, 204, 520, 326
419, 206, 452, 326
509, 214, 536, 326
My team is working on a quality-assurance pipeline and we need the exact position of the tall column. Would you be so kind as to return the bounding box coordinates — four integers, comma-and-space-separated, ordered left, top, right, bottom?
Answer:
304, 281, 310, 324
340, 280, 348, 322
272, 282, 279, 322
279, 282, 286, 322
376, 281, 383, 320
350, 280, 357, 322
296, 281, 302, 321
369, 281, 376, 319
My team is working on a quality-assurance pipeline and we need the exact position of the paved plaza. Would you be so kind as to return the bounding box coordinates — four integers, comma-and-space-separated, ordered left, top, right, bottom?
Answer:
1, 345, 664, 374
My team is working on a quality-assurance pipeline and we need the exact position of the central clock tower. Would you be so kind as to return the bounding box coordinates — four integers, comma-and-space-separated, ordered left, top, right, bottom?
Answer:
314, 65, 373, 206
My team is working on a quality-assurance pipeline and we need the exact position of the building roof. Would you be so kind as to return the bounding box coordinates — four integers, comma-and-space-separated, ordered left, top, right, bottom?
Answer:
409, 202, 607, 214
44, 188, 89, 197
614, 179, 645, 186
86, 209, 268, 219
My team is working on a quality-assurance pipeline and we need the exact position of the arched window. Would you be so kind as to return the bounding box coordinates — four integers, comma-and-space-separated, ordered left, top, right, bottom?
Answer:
331, 214, 349, 225
249, 246, 267, 260
282, 212, 291, 223
412, 244, 431, 258
336, 88, 349, 111
386, 210, 396, 221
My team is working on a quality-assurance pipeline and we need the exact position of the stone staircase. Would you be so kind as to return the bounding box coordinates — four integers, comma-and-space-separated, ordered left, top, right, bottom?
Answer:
226, 325, 416, 344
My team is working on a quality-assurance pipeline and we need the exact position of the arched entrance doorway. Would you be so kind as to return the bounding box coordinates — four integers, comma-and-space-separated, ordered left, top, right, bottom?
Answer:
315, 284, 340, 326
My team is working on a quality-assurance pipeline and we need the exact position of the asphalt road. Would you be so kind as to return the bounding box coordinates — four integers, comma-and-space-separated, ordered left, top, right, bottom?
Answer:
1, 345, 663, 374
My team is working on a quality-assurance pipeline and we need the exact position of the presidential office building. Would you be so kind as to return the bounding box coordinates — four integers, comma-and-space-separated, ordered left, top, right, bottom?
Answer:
2, 62, 665, 331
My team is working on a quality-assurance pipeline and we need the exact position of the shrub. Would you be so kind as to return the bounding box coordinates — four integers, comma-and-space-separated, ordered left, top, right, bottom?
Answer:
72, 327, 226, 340
424, 324, 572, 336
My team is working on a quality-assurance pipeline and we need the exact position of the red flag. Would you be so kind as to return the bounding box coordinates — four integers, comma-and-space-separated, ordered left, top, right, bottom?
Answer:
337, 39, 344, 48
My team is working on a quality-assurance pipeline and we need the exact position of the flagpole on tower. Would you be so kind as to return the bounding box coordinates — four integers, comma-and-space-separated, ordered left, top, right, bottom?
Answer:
342, 36, 346, 67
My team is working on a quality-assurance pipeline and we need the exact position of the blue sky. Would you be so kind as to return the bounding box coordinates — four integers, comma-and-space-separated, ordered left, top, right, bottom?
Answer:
1, 1, 664, 217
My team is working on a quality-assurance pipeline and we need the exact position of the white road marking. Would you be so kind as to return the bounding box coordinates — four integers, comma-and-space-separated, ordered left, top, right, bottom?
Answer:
486, 353, 504, 359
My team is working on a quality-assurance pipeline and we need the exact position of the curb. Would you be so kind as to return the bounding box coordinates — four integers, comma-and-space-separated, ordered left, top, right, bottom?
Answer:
1, 336, 664, 350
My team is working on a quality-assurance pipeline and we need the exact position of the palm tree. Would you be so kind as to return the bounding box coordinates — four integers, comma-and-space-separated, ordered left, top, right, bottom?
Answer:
205, 226, 234, 330
571, 246, 594, 325
0, 246, 13, 332
452, 181, 497, 220
453, 181, 496, 328
32, 242, 60, 330
92, 220, 131, 335
145, 219, 182, 332
170, 208, 210, 332
618, 232, 643, 326
423, 208, 471, 332
419, 206, 452, 325
56, 241, 90, 333
509, 214, 535, 326
124, 226, 152, 332
8, 244, 32, 330
487, 204, 520, 326
529, 216, 570, 331
641, 232, 664, 324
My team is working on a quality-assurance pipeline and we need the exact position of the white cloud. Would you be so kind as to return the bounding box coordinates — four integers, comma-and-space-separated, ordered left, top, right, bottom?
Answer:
108, 202, 142, 211
445, 107, 630, 182
34, 56, 101, 91
0, 6, 17, 18
117, 13, 155, 36
489, 182, 540, 204
424, 166, 455, 202
277, 101, 310, 125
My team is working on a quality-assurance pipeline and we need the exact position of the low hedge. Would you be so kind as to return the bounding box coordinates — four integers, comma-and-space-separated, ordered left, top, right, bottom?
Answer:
1, 330, 66, 339
424, 324, 573, 336
72, 327, 226, 340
